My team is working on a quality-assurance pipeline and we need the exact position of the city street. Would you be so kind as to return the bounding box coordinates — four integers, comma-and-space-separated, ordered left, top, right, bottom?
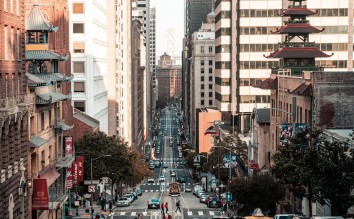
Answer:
112, 106, 222, 218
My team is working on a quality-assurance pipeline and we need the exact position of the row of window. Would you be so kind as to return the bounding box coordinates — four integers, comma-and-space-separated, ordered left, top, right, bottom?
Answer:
200, 68, 213, 74
240, 26, 349, 35
240, 78, 267, 87
201, 60, 213, 66
240, 95, 270, 104
240, 43, 348, 53
3, 0, 20, 15
200, 76, 213, 82
0, 26, 21, 60
0, 73, 22, 99
201, 84, 213, 90
271, 99, 311, 124
199, 45, 213, 54
200, 99, 213, 107
240, 61, 280, 69
239, 8, 348, 18
201, 92, 213, 98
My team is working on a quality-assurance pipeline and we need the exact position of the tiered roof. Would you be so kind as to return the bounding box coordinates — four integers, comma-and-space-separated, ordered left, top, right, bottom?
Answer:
25, 4, 58, 32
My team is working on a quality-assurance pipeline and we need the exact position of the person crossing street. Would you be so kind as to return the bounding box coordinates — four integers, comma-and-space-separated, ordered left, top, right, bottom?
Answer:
175, 199, 181, 213
161, 202, 165, 216
165, 202, 169, 214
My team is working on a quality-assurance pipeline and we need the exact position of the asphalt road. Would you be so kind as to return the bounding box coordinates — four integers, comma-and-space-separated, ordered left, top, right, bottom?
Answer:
113, 107, 222, 219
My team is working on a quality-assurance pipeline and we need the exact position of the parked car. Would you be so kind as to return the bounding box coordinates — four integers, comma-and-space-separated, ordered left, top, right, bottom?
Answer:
147, 177, 155, 183
163, 163, 168, 168
273, 215, 299, 219
207, 197, 221, 208
123, 194, 133, 204
159, 175, 165, 182
196, 190, 206, 198
147, 198, 160, 209
155, 160, 161, 168
185, 185, 192, 192
193, 185, 203, 196
116, 197, 129, 207
199, 194, 208, 203
205, 194, 217, 205
170, 171, 176, 177
136, 188, 142, 196
130, 192, 138, 200
178, 152, 183, 158
149, 164, 155, 170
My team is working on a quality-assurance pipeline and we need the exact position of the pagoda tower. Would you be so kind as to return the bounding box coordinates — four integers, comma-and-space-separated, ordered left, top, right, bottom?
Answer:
265, 0, 332, 75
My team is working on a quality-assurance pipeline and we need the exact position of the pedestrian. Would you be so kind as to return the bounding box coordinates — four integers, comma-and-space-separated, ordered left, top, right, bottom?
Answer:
160, 202, 165, 215
168, 213, 172, 219
95, 213, 100, 219
109, 200, 113, 213
175, 199, 181, 213
165, 201, 169, 214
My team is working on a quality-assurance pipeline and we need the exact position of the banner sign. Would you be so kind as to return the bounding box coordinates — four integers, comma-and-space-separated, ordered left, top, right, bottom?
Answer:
280, 123, 308, 141
64, 136, 73, 156
66, 166, 73, 189
222, 154, 238, 168
76, 156, 84, 182
32, 179, 49, 210
72, 162, 78, 186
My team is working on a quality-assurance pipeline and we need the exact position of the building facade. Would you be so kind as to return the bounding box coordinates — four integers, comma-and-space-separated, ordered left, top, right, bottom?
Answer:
25, 1, 75, 218
69, 0, 109, 133
150, 8, 157, 114
0, 0, 32, 218
156, 53, 182, 108
190, 12, 216, 150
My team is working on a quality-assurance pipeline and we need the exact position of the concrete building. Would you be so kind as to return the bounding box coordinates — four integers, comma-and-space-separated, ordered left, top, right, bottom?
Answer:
189, 12, 216, 150
25, 2, 75, 218
69, 0, 109, 133
197, 108, 221, 153
0, 0, 32, 217
185, 0, 214, 38
150, 8, 157, 114
156, 53, 182, 108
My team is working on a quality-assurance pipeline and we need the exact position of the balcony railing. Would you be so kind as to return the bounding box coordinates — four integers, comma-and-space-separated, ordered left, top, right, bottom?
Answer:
271, 66, 324, 76
280, 42, 316, 48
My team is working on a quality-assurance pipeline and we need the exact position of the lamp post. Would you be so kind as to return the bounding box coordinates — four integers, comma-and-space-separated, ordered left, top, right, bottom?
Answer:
212, 145, 232, 199
90, 155, 111, 218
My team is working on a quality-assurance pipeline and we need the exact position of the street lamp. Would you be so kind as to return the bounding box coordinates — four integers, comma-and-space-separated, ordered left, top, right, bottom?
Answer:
211, 145, 232, 199
90, 155, 111, 218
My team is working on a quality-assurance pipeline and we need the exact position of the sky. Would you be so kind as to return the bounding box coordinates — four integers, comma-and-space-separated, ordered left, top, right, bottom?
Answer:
150, 0, 184, 62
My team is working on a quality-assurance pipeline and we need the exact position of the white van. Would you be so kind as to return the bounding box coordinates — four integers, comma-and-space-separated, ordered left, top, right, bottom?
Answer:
178, 152, 183, 158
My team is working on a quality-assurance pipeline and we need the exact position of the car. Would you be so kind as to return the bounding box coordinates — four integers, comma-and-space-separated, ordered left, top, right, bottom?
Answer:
147, 198, 160, 209
163, 163, 168, 168
123, 195, 133, 203
155, 149, 160, 154
196, 190, 206, 198
171, 171, 176, 177
116, 197, 129, 207
177, 177, 185, 183
130, 192, 138, 200
273, 215, 299, 219
149, 164, 155, 170
199, 194, 208, 203
205, 194, 217, 205
178, 152, 183, 158
155, 160, 161, 168
147, 178, 155, 183
185, 185, 192, 192
193, 185, 203, 196
207, 197, 221, 208
159, 175, 165, 182
136, 188, 142, 196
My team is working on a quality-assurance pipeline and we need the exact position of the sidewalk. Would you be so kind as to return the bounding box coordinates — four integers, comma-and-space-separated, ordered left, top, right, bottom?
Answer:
72, 203, 113, 219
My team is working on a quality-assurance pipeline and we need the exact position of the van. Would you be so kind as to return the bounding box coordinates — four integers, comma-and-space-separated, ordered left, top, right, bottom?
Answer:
273, 214, 298, 219
178, 152, 183, 158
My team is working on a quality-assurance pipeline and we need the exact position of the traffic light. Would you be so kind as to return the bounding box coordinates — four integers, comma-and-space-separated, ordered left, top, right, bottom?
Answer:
227, 191, 232, 202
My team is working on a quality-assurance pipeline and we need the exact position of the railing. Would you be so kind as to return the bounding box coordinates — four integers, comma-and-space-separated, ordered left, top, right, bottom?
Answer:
280, 42, 316, 48
271, 66, 324, 76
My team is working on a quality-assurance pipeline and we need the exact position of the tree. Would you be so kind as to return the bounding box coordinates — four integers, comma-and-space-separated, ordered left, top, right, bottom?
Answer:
272, 129, 354, 216
230, 174, 285, 215
127, 149, 153, 185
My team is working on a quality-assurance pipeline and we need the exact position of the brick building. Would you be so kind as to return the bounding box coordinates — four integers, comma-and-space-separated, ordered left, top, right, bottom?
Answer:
0, 0, 33, 218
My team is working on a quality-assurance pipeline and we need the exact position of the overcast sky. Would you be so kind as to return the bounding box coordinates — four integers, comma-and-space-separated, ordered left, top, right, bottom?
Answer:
150, 0, 184, 61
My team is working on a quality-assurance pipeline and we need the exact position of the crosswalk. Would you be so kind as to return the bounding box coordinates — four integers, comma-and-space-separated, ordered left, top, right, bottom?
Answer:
141, 182, 193, 186
115, 210, 221, 216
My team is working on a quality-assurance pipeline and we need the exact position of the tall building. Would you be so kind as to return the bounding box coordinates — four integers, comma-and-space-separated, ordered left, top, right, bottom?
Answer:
156, 53, 182, 108
150, 8, 157, 114
25, 1, 75, 218
189, 12, 216, 150
0, 0, 32, 218
69, 0, 109, 133
185, 0, 214, 38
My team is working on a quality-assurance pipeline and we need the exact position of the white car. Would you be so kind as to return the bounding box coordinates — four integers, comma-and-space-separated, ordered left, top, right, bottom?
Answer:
171, 171, 176, 177
147, 178, 155, 183
116, 197, 129, 207
123, 195, 133, 203
159, 175, 165, 182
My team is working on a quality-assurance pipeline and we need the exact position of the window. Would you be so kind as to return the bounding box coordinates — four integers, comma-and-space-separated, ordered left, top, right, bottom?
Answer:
209, 46, 213, 53
201, 60, 204, 65
73, 23, 84, 34
74, 82, 85, 92
209, 100, 213, 105
201, 84, 204, 89
209, 92, 212, 97
73, 62, 85, 73
209, 84, 212, 89
201, 100, 204, 105
209, 68, 213, 74
74, 101, 85, 112
201, 92, 204, 97
16, 29, 20, 60
209, 60, 213, 66
201, 68, 204, 74
209, 76, 212, 82
73, 3, 84, 14
200, 46, 204, 54
201, 76, 204, 81
41, 112, 45, 130
4, 26, 8, 60
73, 42, 85, 53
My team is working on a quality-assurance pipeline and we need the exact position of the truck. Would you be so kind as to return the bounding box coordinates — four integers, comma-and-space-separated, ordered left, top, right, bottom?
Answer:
169, 182, 181, 196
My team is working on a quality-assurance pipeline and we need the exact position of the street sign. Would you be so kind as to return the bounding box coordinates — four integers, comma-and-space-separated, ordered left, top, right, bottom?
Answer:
101, 177, 109, 183
88, 185, 95, 193
84, 180, 100, 185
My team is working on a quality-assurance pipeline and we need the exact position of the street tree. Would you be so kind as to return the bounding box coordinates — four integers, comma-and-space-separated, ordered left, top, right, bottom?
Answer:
230, 174, 285, 215
127, 149, 153, 185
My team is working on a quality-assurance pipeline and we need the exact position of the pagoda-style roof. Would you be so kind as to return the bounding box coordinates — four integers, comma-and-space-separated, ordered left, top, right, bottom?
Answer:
26, 50, 69, 61
36, 92, 71, 105
280, 8, 317, 16
27, 73, 73, 87
271, 23, 324, 34
27, 73, 48, 87
265, 47, 333, 59
290, 82, 312, 96
55, 121, 74, 131
26, 5, 58, 32
253, 75, 278, 90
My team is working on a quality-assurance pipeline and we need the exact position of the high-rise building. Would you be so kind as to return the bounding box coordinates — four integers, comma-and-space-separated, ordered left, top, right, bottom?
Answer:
69, 0, 109, 133
0, 0, 32, 217
185, 0, 214, 38
189, 12, 216, 150
150, 8, 157, 114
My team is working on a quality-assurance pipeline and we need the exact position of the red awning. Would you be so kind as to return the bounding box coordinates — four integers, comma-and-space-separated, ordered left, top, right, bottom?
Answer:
38, 165, 61, 186
32, 179, 49, 210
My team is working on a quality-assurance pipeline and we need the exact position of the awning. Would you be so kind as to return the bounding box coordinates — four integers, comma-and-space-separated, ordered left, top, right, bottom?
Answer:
38, 166, 60, 186
56, 121, 74, 131
25, 50, 68, 61
32, 178, 49, 210
26, 73, 48, 87
29, 136, 49, 148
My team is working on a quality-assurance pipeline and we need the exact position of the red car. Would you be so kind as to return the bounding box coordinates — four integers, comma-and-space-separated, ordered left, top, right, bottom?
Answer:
205, 194, 217, 205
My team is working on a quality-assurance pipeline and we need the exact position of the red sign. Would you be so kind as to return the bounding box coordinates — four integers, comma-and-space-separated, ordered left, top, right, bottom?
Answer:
64, 136, 73, 156
66, 166, 73, 189
76, 156, 84, 182
32, 179, 49, 210
72, 162, 78, 186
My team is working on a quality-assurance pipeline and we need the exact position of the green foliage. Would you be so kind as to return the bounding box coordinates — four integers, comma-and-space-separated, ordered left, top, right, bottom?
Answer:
271, 129, 354, 216
231, 174, 285, 215
75, 132, 132, 184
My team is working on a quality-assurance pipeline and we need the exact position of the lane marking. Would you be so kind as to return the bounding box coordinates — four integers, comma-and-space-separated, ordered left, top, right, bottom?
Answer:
187, 211, 192, 215
119, 212, 125, 215
198, 211, 203, 215
210, 211, 215, 215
